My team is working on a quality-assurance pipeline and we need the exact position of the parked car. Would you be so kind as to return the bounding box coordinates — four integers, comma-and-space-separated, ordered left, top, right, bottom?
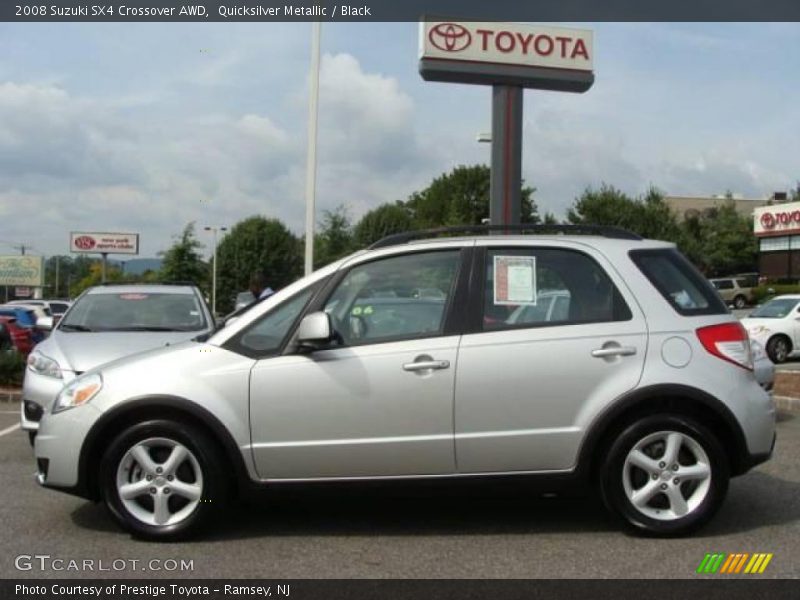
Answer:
0, 306, 46, 343
21, 283, 214, 443
7, 299, 54, 316
709, 277, 755, 309
750, 339, 774, 392
0, 316, 34, 356
33, 226, 775, 540
741, 294, 800, 363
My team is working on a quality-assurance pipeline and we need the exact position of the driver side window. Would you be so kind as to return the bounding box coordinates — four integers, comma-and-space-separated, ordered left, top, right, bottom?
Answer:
323, 251, 460, 346
239, 288, 315, 355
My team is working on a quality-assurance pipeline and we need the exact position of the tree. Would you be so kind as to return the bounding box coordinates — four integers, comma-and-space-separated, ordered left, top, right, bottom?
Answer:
680, 200, 757, 276
158, 223, 208, 289
406, 164, 539, 228
353, 202, 415, 248
314, 205, 354, 268
215, 216, 302, 314
567, 184, 681, 241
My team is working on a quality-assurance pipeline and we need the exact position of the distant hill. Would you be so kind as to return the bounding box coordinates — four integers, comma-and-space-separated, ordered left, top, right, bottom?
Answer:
108, 258, 162, 275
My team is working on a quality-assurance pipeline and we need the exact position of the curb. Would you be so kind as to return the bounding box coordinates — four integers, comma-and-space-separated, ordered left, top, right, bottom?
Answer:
772, 395, 800, 414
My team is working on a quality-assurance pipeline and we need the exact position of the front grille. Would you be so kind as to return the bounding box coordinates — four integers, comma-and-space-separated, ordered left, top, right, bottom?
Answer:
23, 400, 43, 422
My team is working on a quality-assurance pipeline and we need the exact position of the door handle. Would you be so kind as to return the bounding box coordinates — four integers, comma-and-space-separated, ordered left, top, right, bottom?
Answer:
402, 360, 450, 372
591, 346, 637, 358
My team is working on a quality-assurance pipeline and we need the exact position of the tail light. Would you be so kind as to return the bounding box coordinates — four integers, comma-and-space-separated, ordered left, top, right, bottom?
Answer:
696, 322, 753, 371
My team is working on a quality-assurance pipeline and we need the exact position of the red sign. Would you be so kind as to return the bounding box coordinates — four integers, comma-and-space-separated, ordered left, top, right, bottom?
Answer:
74, 235, 96, 250
14, 287, 31, 298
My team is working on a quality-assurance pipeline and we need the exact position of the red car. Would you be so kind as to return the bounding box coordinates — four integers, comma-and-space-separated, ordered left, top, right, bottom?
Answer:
0, 316, 34, 355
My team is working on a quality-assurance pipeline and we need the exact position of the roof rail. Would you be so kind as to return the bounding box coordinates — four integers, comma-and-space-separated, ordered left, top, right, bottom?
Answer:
368, 224, 642, 250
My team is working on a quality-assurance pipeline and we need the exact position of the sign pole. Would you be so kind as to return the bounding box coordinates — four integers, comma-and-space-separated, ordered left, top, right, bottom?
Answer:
490, 85, 523, 227
101, 253, 107, 283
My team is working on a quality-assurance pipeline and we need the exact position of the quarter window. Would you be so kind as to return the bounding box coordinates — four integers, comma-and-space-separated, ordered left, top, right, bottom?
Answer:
483, 248, 631, 330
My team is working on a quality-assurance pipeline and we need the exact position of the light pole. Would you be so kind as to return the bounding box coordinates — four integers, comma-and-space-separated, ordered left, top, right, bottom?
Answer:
304, 20, 321, 276
204, 226, 227, 316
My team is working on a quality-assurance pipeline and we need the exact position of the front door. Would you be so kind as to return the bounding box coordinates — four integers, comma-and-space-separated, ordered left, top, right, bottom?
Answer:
249, 249, 464, 479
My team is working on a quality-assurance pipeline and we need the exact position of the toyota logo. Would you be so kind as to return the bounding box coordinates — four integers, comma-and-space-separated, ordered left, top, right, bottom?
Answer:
74, 235, 96, 250
429, 23, 472, 52
760, 213, 777, 229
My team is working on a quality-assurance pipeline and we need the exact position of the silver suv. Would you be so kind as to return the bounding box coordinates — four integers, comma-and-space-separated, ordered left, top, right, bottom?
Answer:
33, 226, 776, 540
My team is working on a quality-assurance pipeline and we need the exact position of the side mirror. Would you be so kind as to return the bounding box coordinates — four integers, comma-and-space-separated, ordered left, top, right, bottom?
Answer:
36, 316, 53, 331
297, 312, 333, 348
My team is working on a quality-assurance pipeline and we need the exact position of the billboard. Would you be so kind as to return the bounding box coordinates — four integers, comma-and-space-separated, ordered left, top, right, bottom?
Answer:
0, 255, 44, 287
70, 232, 139, 255
754, 202, 800, 237
419, 21, 594, 92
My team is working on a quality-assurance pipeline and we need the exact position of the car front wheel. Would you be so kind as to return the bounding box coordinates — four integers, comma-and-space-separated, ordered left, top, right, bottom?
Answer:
100, 420, 228, 541
600, 415, 729, 536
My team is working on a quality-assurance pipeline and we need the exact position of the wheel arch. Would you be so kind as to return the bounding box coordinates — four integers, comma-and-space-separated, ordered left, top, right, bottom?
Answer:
78, 396, 251, 501
577, 384, 751, 480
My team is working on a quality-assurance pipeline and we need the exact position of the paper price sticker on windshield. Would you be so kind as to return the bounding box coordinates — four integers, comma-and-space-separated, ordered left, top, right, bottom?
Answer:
494, 255, 537, 305
119, 294, 148, 300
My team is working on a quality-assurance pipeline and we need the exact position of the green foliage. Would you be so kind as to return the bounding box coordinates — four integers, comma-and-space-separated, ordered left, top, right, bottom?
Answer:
158, 222, 209, 288
567, 184, 681, 241
314, 205, 354, 268
70, 262, 125, 297
216, 216, 302, 314
680, 202, 758, 277
567, 185, 756, 276
353, 202, 415, 248
751, 284, 800, 305
406, 164, 539, 229
0, 351, 26, 387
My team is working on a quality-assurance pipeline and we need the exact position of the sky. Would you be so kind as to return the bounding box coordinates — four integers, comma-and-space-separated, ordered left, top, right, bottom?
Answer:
0, 22, 798, 259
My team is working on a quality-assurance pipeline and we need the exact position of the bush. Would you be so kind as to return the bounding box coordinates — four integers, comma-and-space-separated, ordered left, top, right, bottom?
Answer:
751, 284, 800, 305
0, 351, 26, 387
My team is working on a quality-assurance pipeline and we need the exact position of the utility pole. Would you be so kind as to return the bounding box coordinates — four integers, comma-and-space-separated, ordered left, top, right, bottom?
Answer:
204, 226, 227, 316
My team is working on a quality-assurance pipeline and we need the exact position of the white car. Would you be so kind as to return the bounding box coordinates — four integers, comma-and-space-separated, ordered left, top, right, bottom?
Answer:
741, 294, 800, 363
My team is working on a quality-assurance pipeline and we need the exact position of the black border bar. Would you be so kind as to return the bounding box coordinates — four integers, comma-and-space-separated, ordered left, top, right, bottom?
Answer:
4, 1, 800, 22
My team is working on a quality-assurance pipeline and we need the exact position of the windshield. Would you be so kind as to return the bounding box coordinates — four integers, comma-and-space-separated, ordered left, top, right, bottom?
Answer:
749, 298, 799, 319
60, 292, 207, 332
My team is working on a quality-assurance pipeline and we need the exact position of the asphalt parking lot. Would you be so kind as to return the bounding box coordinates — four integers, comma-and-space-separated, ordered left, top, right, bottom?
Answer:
0, 406, 798, 579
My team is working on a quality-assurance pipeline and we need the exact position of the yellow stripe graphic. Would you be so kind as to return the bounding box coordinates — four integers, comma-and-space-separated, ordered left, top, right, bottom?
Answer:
758, 554, 773, 574
744, 554, 761, 574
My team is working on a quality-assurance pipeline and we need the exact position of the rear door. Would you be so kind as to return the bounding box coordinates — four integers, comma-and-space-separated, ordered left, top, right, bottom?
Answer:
455, 242, 648, 473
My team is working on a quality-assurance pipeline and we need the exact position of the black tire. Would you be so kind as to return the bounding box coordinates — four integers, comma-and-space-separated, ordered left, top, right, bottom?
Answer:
100, 419, 229, 541
28, 431, 36, 447
766, 335, 791, 364
599, 414, 729, 537
733, 295, 747, 309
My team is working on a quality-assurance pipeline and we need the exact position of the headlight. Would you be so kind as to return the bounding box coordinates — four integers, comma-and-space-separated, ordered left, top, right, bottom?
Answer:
750, 339, 766, 360
748, 325, 770, 336
53, 373, 102, 413
27, 352, 62, 379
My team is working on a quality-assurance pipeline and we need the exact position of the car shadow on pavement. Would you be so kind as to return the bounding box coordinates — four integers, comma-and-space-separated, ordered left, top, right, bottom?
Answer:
70, 468, 800, 542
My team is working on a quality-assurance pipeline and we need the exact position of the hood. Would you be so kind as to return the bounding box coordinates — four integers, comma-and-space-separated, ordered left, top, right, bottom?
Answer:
42, 330, 204, 373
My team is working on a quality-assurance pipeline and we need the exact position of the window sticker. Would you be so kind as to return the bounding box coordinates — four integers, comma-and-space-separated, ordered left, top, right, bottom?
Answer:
494, 255, 537, 306
118, 294, 148, 300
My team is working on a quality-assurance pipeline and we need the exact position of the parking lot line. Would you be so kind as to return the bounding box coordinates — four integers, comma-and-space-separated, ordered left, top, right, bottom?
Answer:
0, 423, 20, 437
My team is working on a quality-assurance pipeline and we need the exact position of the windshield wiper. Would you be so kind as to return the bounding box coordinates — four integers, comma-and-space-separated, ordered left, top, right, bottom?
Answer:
59, 324, 94, 332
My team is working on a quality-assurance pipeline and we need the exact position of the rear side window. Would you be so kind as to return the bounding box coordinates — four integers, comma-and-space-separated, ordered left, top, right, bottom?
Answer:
714, 280, 734, 290
482, 248, 632, 331
630, 249, 727, 315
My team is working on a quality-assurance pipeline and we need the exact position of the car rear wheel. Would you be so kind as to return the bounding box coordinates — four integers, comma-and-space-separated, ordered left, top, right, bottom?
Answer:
599, 414, 729, 536
100, 420, 228, 541
733, 295, 747, 309
767, 335, 791, 363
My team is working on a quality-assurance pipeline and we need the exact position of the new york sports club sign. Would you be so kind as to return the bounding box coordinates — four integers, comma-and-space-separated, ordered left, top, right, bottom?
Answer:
419, 21, 594, 91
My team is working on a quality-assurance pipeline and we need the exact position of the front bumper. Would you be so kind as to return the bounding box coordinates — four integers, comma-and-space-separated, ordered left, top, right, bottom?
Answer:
20, 369, 74, 431
34, 402, 103, 493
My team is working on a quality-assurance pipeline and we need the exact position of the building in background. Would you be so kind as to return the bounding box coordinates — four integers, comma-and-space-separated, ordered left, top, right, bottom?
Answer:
664, 195, 769, 222
754, 194, 800, 280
